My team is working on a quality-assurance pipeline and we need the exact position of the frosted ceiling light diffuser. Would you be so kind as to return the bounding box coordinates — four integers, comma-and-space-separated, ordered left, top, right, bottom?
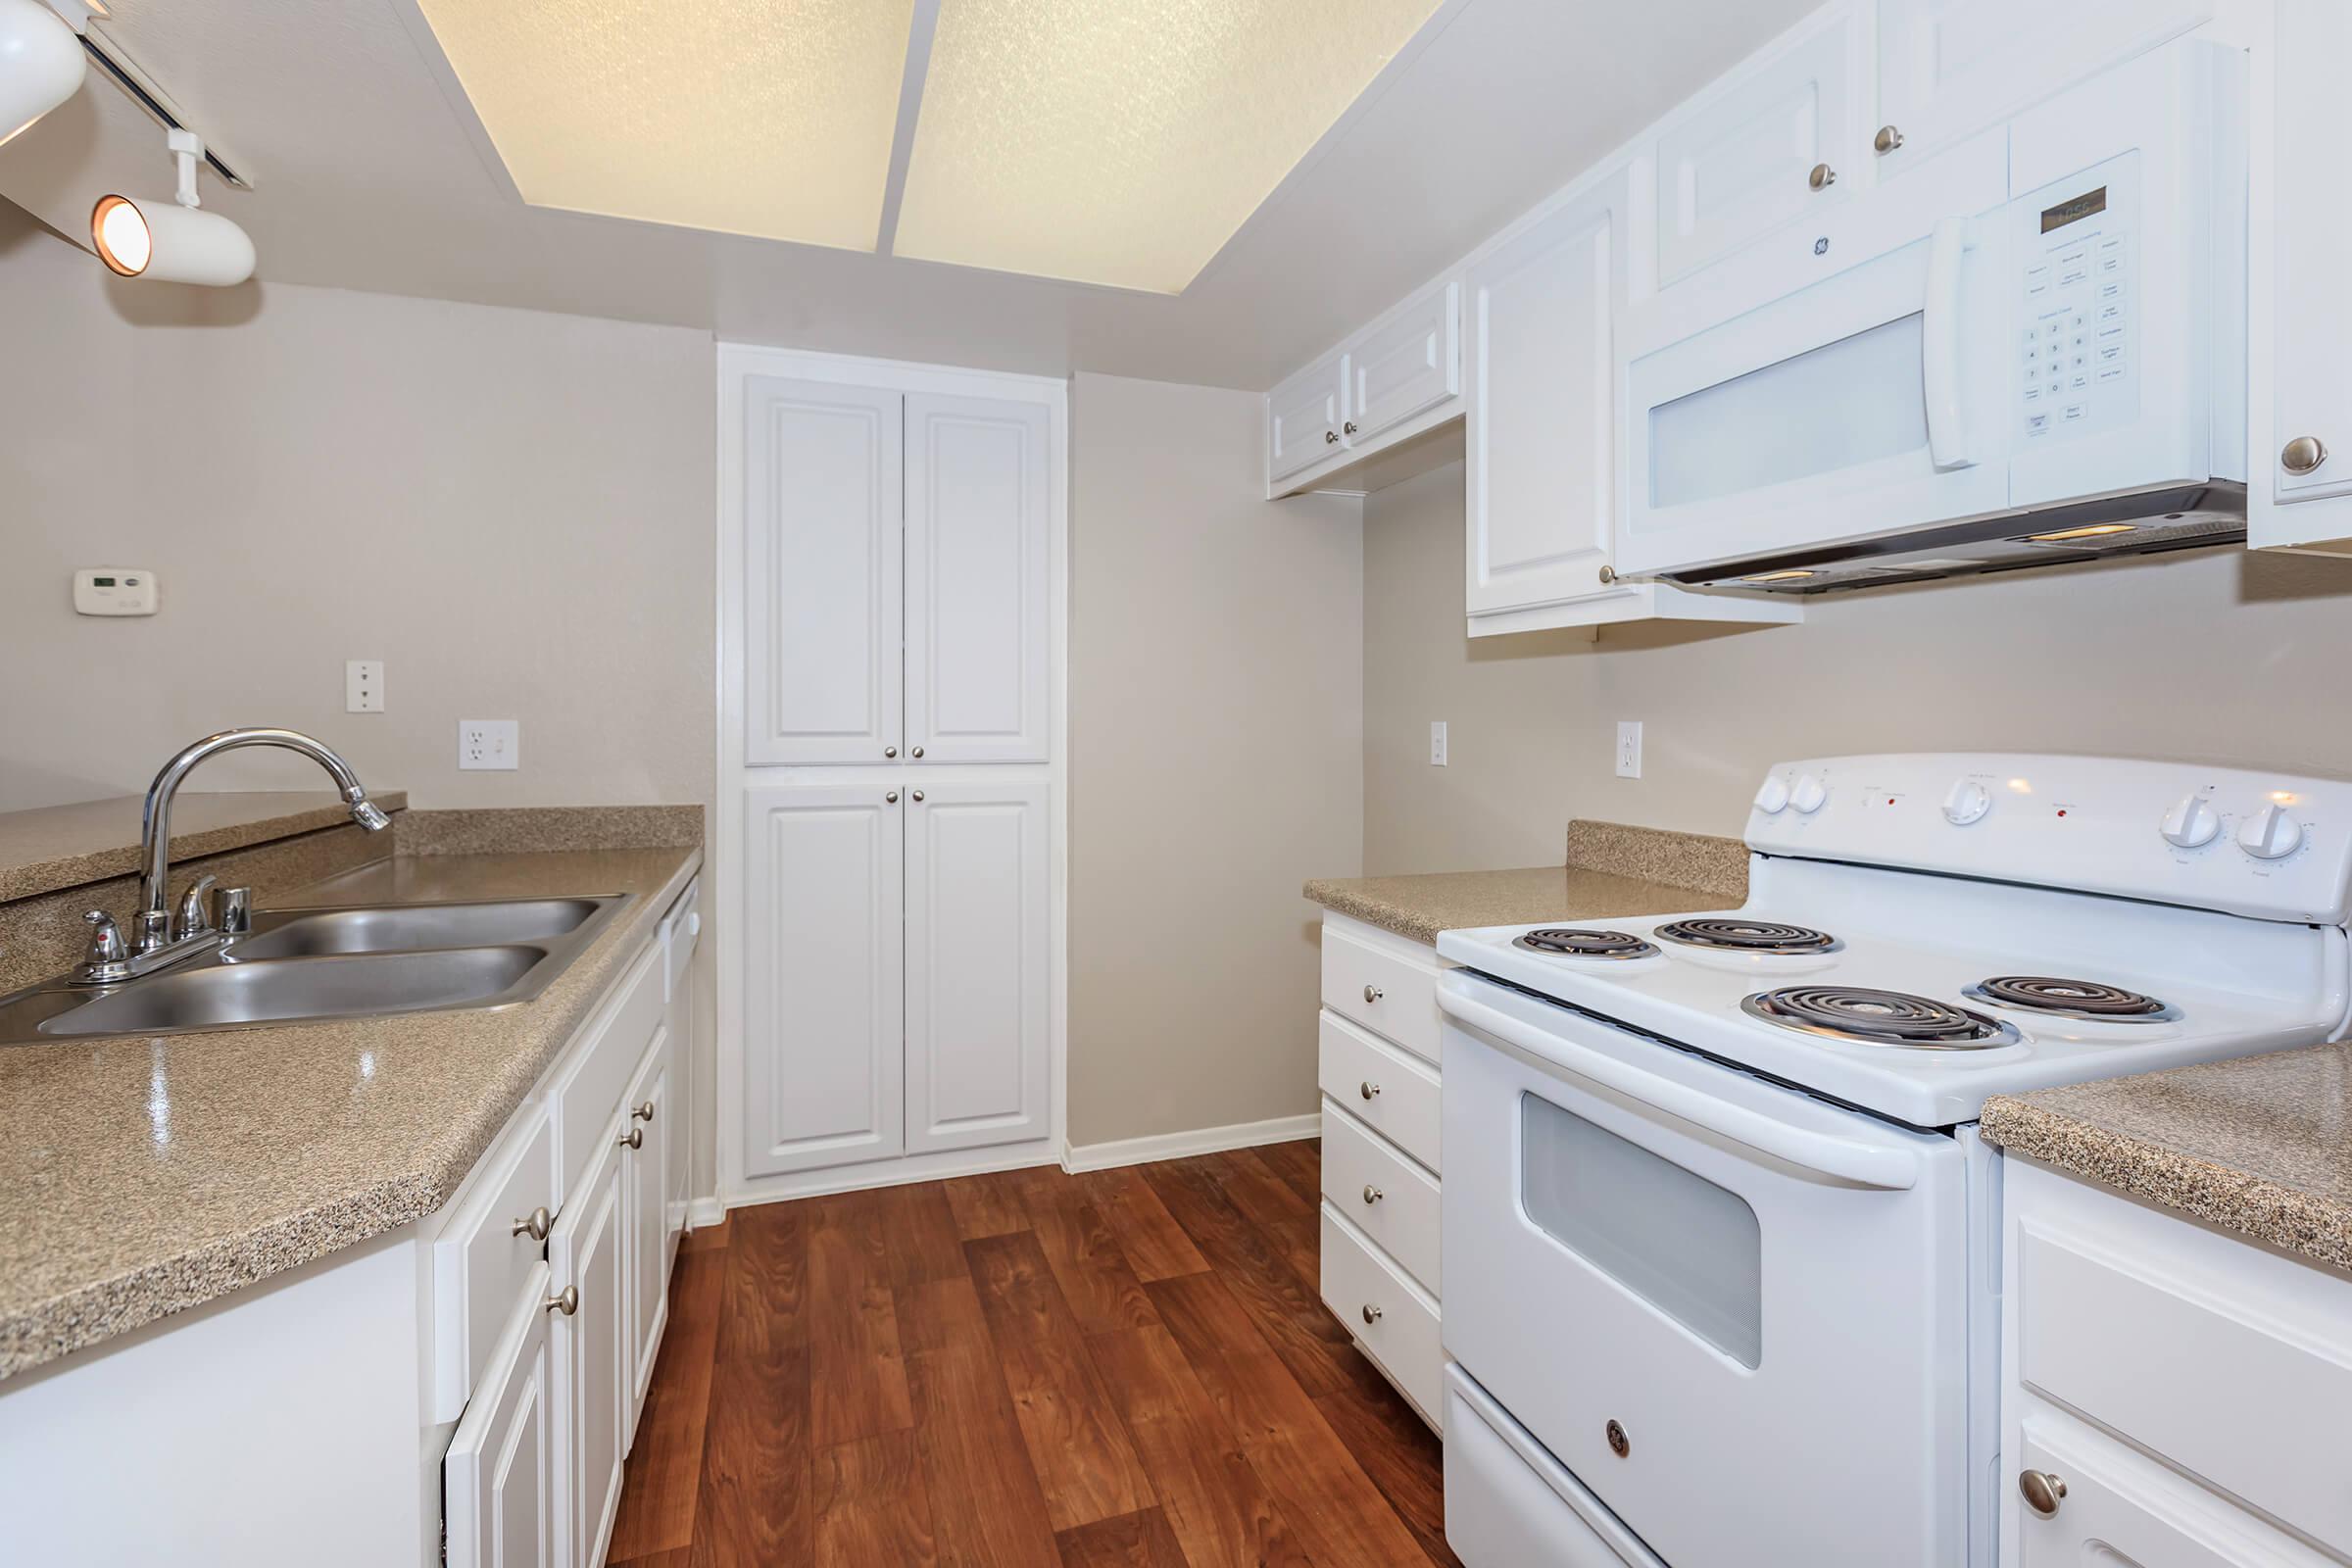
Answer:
894, 0, 1446, 293
414, 0, 915, 249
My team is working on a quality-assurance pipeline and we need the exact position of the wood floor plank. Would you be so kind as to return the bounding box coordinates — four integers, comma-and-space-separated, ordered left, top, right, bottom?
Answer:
1054, 1506, 1192, 1568
1203, 1150, 1321, 1296
1069, 1167, 1209, 1284
1310, 1382, 1458, 1568
1253, 1139, 1325, 1208
879, 1179, 974, 1288
682, 1215, 734, 1255
691, 1339, 814, 1566
807, 1192, 915, 1447
1020, 1187, 1163, 1336
612, 1548, 695, 1568
811, 1430, 941, 1568
717, 1199, 809, 1360
897, 1274, 1065, 1567
965, 1232, 1156, 1531
1086, 1322, 1315, 1568
1150, 1270, 1434, 1566
608, 1245, 728, 1559
941, 1169, 1035, 1241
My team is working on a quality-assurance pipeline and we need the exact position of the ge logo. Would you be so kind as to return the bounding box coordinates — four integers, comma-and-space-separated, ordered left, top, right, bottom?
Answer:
1814, 236, 1830, 256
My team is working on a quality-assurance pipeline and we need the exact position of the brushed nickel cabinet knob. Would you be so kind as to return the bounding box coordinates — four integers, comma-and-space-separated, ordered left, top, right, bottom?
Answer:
1362, 983, 1383, 1004
1344, 420, 1358, 436
2018, 1469, 2067, 1519
1808, 162, 1837, 191
884, 746, 898, 759
1361, 1185, 1383, 1205
619, 1126, 644, 1151
910, 789, 925, 802
512, 1205, 552, 1242
1359, 1080, 1382, 1101
2283, 435, 2328, 474
1874, 124, 1904, 154
886, 790, 901, 805
910, 746, 924, 759
632, 1101, 656, 1123
1360, 1302, 1383, 1325
545, 1286, 579, 1316
1324, 429, 1341, 444
1598, 564, 1616, 584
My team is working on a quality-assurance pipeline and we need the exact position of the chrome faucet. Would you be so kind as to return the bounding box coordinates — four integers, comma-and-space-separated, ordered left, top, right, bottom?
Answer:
74, 728, 392, 984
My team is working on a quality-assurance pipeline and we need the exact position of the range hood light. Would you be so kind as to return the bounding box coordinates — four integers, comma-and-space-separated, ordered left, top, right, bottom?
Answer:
1741, 569, 1818, 583
2020, 522, 2140, 544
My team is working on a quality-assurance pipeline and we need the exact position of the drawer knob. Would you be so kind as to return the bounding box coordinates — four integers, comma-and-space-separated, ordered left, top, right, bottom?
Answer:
1362, 983, 1383, 1004
1808, 162, 1837, 191
632, 1101, 657, 1123
1606, 1419, 1631, 1458
1359, 1080, 1382, 1101
1874, 123, 1904, 155
885, 746, 898, 759
1361, 1302, 1383, 1326
1343, 420, 1358, 436
1324, 429, 1341, 445
545, 1286, 579, 1317
1362, 1184, 1384, 1205
2018, 1469, 2067, 1519
2283, 435, 2328, 474
512, 1205, 552, 1242
619, 1126, 644, 1151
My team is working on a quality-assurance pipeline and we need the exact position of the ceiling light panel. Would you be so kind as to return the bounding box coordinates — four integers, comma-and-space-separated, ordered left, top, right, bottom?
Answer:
414, 0, 913, 250
895, 0, 1446, 294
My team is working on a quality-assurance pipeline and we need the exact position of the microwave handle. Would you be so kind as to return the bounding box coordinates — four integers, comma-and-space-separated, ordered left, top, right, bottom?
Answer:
1441, 982, 1922, 1191
1923, 217, 1974, 471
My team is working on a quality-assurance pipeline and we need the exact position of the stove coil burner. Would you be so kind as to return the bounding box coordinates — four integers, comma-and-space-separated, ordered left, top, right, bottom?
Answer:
1655, 918, 1839, 955
1741, 986, 2020, 1049
1514, 928, 1660, 959
1963, 976, 2179, 1023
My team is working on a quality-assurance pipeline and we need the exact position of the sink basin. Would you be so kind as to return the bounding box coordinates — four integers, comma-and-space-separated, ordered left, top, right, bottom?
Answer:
35, 947, 547, 1037
230, 898, 612, 958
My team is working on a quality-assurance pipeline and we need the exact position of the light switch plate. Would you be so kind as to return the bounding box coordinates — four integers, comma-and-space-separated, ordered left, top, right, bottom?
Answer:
74, 567, 159, 616
345, 660, 384, 713
459, 719, 518, 770
1616, 721, 1643, 779
1430, 721, 1448, 766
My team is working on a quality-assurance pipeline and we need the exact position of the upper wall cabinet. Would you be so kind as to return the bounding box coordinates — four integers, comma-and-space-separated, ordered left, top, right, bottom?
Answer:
1874, 0, 2211, 178
1655, 11, 1864, 285
1350, 279, 1462, 445
1268, 352, 1348, 482
743, 378, 904, 766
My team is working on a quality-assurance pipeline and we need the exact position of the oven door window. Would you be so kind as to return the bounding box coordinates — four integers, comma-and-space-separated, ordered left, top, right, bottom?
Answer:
1521, 1091, 1763, 1368
1646, 313, 1928, 510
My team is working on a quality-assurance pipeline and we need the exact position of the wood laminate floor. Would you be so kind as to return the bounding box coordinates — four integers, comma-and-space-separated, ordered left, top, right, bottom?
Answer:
606, 1139, 1460, 1568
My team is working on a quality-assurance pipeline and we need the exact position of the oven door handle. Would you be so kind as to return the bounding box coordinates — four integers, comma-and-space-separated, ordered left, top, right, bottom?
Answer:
1442, 986, 1923, 1191
1923, 216, 1975, 472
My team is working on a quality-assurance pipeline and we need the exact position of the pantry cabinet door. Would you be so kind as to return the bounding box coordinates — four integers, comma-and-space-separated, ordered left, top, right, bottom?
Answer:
1267, 353, 1348, 481
741, 377, 905, 766
741, 784, 906, 1178
550, 1133, 627, 1568
904, 780, 1050, 1155
444, 1264, 557, 1568
905, 393, 1051, 763
1655, 11, 1859, 284
1464, 168, 1634, 618
1875, 0, 2208, 180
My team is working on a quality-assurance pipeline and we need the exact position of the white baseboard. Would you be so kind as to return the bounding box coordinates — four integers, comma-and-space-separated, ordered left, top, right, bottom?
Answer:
685, 1197, 727, 1229
1061, 1110, 1323, 1174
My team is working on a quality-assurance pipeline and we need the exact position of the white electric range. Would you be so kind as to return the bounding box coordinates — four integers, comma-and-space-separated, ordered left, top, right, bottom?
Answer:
1433, 755, 2352, 1568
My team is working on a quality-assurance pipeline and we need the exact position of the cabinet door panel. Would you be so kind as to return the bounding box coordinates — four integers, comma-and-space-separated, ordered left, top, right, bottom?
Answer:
906, 394, 1051, 763
742, 785, 906, 1178
445, 1263, 557, 1568
2011, 1416, 2311, 1568
1465, 170, 1632, 616
1268, 354, 1347, 480
551, 1135, 627, 1568
623, 1028, 672, 1436
1655, 14, 1857, 284
742, 378, 904, 765
1350, 280, 1461, 441
905, 780, 1050, 1154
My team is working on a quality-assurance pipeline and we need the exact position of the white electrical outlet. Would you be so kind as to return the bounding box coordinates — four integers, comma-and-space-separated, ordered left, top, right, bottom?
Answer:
345, 660, 384, 713
1616, 720, 1643, 779
459, 719, 518, 771
1430, 721, 1448, 766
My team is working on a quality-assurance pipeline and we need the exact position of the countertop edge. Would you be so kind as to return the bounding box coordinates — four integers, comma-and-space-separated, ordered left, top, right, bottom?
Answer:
0, 845, 702, 1382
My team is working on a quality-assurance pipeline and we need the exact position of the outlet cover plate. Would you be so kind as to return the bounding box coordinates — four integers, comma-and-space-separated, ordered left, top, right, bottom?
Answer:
459, 719, 518, 771
1615, 720, 1642, 779
346, 660, 385, 713
1430, 721, 1448, 766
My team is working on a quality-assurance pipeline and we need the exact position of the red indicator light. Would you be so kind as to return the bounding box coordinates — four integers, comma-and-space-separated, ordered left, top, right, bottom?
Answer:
2057, 809, 2069, 818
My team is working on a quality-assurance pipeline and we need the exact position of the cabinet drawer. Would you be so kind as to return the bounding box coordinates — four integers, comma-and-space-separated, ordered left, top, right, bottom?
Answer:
1446, 1364, 1666, 1568
1320, 922, 1440, 1062
429, 1100, 556, 1423
1321, 1203, 1442, 1422
1318, 1010, 1440, 1172
548, 937, 665, 1207
2018, 1220, 2352, 1556
1320, 1101, 1440, 1297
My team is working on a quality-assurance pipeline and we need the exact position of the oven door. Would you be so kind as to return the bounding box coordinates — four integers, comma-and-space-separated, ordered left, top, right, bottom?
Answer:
1615, 131, 2010, 581
1440, 971, 1971, 1568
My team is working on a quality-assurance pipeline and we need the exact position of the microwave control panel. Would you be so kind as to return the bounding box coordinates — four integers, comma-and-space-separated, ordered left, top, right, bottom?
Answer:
2015, 154, 2141, 445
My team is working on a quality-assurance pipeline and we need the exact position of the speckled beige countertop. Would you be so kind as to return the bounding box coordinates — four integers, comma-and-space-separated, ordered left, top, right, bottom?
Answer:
0, 790, 412, 905
1303, 819, 1749, 945
0, 840, 700, 1381
1983, 1044, 2352, 1273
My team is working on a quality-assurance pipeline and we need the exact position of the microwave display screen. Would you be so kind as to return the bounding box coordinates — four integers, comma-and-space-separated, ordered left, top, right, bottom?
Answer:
2041, 187, 2108, 233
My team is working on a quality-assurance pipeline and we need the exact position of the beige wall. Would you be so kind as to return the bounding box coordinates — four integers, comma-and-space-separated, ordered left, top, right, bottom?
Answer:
1366, 459, 2352, 872
0, 205, 715, 812
1069, 372, 1363, 1149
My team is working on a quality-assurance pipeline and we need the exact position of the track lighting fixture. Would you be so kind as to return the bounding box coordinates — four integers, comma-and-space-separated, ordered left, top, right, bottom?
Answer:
0, 0, 84, 147
91, 124, 254, 286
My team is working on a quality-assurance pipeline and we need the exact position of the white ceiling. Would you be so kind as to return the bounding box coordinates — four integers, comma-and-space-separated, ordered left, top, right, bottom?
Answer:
0, 0, 1818, 389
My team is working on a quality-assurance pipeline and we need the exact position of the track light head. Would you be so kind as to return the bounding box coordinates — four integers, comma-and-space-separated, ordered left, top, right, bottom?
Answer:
91, 125, 254, 286
0, 0, 85, 147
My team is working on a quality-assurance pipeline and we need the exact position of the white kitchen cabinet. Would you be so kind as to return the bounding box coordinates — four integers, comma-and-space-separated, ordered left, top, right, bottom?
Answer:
905, 779, 1050, 1154
622, 1025, 673, 1432
2250, 0, 2352, 556
552, 1120, 629, 1568
445, 1263, 558, 1568
906, 393, 1052, 763
1654, 8, 1863, 285
1267, 351, 1348, 481
741, 377, 905, 766
1349, 278, 1460, 444
2011, 1412, 2317, 1568
741, 784, 906, 1179
1873, 0, 2208, 181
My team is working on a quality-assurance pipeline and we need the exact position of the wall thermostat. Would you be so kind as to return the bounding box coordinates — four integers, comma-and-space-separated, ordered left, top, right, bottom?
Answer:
74, 568, 160, 616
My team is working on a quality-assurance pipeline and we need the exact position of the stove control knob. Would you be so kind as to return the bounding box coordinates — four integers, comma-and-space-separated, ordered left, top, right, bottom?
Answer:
1789, 774, 1828, 814
1941, 780, 1991, 826
2237, 802, 2307, 860
1752, 776, 1791, 814
2159, 795, 2221, 850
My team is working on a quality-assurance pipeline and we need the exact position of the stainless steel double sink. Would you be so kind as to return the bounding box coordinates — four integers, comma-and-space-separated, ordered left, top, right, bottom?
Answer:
0, 896, 629, 1045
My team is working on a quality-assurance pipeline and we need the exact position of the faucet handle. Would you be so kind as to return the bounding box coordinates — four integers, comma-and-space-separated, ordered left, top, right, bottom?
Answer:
219, 886, 252, 936
174, 874, 219, 940
77, 911, 130, 982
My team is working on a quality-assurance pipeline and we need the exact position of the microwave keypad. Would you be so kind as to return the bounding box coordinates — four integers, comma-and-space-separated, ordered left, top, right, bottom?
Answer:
2020, 230, 2133, 442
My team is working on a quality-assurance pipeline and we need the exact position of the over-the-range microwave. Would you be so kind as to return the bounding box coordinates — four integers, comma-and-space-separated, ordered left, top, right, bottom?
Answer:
1616, 37, 2246, 596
